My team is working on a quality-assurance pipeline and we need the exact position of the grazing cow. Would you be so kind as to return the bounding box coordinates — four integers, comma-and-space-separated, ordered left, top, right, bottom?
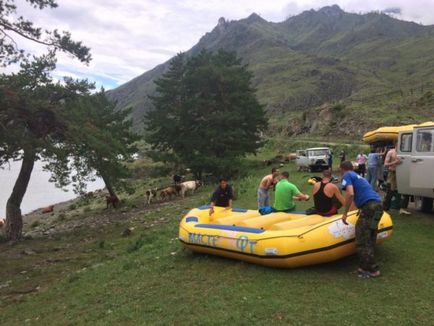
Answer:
285, 153, 297, 162
180, 180, 202, 198
160, 187, 177, 201
42, 205, 54, 214
106, 195, 120, 208
173, 174, 182, 185
145, 188, 158, 205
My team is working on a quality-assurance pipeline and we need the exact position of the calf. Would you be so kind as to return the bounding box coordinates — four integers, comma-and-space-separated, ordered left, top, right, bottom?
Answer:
106, 195, 120, 208
160, 187, 177, 201
42, 205, 54, 214
180, 180, 202, 198
145, 188, 158, 205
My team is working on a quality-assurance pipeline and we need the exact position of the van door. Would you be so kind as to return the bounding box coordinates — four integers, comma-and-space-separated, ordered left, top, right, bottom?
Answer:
296, 150, 308, 169
409, 128, 434, 196
397, 132, 413, 195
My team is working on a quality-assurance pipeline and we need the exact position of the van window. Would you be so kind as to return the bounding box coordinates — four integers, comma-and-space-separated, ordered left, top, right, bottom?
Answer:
416, 130, 434, 152
307, 149, 329, 156
400, 133, 412, 152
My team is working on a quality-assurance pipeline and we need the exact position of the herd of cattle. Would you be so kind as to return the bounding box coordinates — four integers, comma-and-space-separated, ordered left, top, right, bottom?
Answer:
263, 153, 297, 166
0, 180, 204, 226
144, 180, 202, 205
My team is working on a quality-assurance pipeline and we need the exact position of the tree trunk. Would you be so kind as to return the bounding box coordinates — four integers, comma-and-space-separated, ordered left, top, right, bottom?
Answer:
100, 173, 116, 198
5, 149, 36, 241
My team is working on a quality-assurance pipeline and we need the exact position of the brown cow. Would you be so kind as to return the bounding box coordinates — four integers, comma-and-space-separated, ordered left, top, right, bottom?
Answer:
106, 195, 119, 208
145, 188, 158, 205
0, 218, 4, 228
160, 187, 177, 201
42, 205, 54, 214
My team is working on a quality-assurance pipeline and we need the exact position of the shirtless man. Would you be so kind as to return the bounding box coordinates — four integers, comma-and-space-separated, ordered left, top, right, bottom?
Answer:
312, 169, 346, 216
257, 167, 280, 208
383, 143, 411, 215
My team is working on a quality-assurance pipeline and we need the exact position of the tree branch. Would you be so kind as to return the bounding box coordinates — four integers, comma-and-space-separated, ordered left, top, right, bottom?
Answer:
0, 21, 56, 47
0, 28, 19, 48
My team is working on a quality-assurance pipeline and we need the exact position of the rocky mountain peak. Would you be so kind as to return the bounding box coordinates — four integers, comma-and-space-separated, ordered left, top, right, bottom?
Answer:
318, 4, 344, 17
245, 12, 266, 24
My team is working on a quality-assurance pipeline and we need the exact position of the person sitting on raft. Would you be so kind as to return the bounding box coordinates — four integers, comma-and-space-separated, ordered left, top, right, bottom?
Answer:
273, 171, 309, 212
209, 178, 233, 216
311, 169, 345, 216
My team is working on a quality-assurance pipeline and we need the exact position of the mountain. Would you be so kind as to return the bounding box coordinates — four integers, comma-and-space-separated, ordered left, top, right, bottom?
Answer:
108, 5, 434, 136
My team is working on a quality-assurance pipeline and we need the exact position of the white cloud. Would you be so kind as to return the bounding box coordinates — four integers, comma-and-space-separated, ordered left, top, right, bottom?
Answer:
5, 0, 434, 89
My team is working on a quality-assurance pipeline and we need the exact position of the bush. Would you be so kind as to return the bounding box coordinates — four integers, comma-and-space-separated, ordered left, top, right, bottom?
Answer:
30, 221, 40, 228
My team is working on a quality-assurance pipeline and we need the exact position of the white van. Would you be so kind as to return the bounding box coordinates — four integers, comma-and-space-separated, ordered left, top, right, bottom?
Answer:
397, 123, 434, 212
296, 147, 331, 172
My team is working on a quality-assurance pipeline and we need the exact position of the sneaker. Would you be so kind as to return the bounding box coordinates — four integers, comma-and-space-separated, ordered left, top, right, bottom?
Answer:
399, 209, 411, 215
357, 269, 381, 278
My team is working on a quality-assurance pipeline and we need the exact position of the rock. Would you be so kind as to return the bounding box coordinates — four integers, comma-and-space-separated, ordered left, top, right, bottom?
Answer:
121, 227, 134, 237
0, 280, 12, 289
22, 249, 36, 256
23, 233, 33, 240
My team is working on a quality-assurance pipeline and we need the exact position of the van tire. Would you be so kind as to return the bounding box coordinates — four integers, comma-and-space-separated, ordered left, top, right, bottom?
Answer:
421, 197, 433, 213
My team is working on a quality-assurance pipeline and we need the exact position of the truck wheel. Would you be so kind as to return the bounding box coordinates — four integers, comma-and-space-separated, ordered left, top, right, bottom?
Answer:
421, 197, 433, 213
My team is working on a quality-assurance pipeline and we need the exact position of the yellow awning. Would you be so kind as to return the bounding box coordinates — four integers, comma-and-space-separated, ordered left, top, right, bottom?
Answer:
363, 121, 434, 144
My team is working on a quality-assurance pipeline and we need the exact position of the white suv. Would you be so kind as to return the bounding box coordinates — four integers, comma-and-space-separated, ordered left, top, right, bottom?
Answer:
296, 147, 331, 172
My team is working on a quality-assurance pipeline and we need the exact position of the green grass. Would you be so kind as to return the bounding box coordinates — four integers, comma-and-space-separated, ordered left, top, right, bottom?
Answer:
1, 155, 433, 325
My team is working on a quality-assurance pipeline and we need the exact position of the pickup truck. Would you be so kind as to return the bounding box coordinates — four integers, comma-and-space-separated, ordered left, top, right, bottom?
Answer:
296, 147, 331, 172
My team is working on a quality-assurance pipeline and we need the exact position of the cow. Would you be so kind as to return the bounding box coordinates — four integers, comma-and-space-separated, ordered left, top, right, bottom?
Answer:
42, 205, 54, 214
106, 195, 120, 208
180, 180, 202, 198
285, 153, 297, 162
145, 188, 158, 205
0, 218, 4, 228
160, 187, 178, 201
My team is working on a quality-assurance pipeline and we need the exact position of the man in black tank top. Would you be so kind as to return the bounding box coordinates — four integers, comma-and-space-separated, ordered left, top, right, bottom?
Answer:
312, 170, 345, 216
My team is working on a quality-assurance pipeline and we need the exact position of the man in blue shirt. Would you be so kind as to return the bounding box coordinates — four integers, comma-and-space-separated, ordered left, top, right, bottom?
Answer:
340, 161, 383, 278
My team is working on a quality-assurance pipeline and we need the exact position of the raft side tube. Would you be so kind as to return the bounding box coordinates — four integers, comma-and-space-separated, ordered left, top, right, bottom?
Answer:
270, 215, 326, 230
238, 213, 304, 229
215, 210, 262, 225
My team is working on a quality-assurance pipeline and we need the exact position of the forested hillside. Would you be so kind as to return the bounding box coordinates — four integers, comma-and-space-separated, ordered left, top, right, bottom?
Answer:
108, 5, 434, 136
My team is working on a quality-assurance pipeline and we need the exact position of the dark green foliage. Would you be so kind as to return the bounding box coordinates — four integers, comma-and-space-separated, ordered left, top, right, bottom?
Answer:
0, 54, 92, 166
145, 50, 267, 177
0, 0, 91, 65
54, 90, 139, 195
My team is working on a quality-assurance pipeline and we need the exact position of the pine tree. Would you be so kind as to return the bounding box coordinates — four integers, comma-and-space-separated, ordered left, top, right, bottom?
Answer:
0, 55, 92, 240
145, 49, 267, 178
60, 91, 139, 198
0, 58, 137, 241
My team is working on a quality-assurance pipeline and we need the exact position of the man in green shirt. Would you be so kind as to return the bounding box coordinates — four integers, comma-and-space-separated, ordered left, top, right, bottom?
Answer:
274, 171, 310, 212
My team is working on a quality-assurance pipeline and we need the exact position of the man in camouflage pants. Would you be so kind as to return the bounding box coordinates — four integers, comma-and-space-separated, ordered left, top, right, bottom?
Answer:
340, 161, 383, 278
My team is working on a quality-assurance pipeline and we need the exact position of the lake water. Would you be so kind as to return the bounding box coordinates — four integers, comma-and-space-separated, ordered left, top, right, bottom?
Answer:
0, 160, 105, 216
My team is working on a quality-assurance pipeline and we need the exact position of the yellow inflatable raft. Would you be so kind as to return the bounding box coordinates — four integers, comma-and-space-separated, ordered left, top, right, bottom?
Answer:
363, 121, 434, 144
179, 206, 393, 268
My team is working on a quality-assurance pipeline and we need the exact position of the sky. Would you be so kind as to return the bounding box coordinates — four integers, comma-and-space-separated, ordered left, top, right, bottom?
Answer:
5, 0, 434, 90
